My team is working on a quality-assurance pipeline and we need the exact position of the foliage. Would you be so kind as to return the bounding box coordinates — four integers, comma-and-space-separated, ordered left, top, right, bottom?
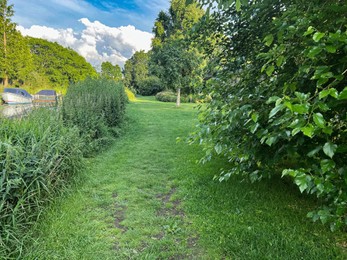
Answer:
191, 0, 347, 229
0, 109, 84, 258
27, 37, 97, 91
123, 50, 150, 93
138, 75, 164, 96
155, 90, 195, 103
101, 61, 122, 81
152, 38, 201, 106
0, 0, 33, 86
62, 78, 127, 155
150, 0, 204, 106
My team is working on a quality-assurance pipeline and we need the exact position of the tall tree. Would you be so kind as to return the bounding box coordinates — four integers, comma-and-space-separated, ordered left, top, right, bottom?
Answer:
155, 39, 200, 106
150, 0, 204, 105
0, 0, 13, 86
123, 50, 149, 92
101, 61, 122, 81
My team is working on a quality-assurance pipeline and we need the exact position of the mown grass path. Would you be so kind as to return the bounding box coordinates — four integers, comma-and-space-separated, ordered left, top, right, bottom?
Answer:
25, 97, 346, 259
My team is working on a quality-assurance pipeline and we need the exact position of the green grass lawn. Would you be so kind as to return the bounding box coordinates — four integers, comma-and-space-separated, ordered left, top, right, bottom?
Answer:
24, 97, 346, 259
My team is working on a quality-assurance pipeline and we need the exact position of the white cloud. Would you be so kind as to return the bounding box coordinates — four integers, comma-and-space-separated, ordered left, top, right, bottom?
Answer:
17, 18, 153, 70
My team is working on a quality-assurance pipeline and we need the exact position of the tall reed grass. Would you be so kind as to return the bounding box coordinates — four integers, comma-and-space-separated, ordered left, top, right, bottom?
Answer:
0, 78, 127, 258
62, 78, 127, 155
0, 109, 84, 258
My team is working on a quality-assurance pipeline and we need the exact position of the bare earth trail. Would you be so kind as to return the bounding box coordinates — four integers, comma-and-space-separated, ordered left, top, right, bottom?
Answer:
25, 97, 346, 259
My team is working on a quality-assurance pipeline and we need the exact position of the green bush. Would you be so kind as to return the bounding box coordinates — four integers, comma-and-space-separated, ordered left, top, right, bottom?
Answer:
192, 1, 347, 229
0, 109, 84, 258
137, 76, 164, 96
62, 78, 127, 155
155, 91, 196, 103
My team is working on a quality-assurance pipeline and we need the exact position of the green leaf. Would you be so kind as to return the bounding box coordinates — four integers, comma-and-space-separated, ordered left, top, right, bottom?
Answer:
292, 104, 309, 114
338, 87, 347, 100
250, 123, 260, 134
308, 46, 322, 58
266, 65, 275, 76
282, 169, 298, 178
307, 146, 322, 157
235, 0, 241, 11
317, 209, 331, 224
319, 88, 337, 99
266, 96, 280, 104
251, 112, 259, 123
292, 128, 301, 136
320, 159, 336, 173
264, 34, 274, 47
294, 173, 309, 193
313, 32, 325, 42
323, 142, 337, 158
319, 89, 330, 99
214, 143, 223, 155
301, 125, 314, 138
303, 26, 315, 36
276, 56, 285, 67
325, 45, 337, 53
265, 136, 277, 146
269, 104, 285, 118
329, 88, 338, 98
313, 113, 326, 128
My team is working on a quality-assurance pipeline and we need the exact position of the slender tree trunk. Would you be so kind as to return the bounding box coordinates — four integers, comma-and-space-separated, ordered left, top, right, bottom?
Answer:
176, 87, 181, 107
3, 26, 8, 87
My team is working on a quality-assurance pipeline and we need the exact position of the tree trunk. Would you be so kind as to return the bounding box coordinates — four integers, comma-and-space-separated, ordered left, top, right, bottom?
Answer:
3, 75, 8, 87
176, 88, 181, 107
3, 25, 8, 87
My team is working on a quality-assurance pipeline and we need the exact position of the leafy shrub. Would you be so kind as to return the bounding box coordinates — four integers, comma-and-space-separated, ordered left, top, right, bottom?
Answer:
155, 91, 178, 102
137, 76, 164, 96
155, 91, 196, 103
192, 1, 347, 229
62, 78, 127, 155
0, 109, 84, 258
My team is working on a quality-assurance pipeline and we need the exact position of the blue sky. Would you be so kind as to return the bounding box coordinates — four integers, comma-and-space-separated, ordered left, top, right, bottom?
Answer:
11, 0, 170, 32
11, 0, 171, 68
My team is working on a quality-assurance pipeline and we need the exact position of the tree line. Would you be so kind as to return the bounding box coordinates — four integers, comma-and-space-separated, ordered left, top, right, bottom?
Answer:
0, 0, 123, 94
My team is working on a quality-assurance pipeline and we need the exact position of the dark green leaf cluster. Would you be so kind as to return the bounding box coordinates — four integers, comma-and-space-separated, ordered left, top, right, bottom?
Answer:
0, 110, 84, 257
192, 0, 347, 229
62, 78, 127, 156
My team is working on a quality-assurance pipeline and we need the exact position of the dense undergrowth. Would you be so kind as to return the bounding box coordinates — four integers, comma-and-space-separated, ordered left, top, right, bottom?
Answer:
0, 78, 127, 259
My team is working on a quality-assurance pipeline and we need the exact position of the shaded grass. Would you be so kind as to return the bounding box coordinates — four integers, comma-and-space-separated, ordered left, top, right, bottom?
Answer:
24, 97, 347, 259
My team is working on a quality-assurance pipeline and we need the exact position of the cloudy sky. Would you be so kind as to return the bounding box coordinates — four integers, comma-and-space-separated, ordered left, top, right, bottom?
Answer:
11, 0, 170, 69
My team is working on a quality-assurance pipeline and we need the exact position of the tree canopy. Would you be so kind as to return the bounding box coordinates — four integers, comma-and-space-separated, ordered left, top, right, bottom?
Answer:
27, 37, 97, 90
101, 61, 122, 81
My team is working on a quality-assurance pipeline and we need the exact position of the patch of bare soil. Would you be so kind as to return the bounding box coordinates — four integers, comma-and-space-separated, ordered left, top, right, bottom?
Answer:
113, 193, 128, 233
